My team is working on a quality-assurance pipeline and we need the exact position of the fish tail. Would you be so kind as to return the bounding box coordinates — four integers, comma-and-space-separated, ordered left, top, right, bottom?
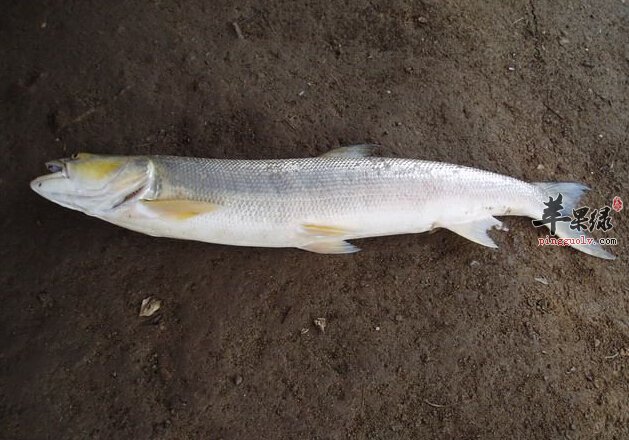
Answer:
532, 182, 615, 260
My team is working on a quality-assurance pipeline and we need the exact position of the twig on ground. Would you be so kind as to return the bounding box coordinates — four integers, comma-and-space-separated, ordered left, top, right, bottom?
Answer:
424, 399, 446, 408
232, 21, 244, 39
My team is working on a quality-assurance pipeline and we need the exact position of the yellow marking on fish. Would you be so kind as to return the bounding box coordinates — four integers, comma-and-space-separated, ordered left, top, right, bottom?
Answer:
302, 223, 350, 237
141, 199, 219, 220
75, 158, 124, 180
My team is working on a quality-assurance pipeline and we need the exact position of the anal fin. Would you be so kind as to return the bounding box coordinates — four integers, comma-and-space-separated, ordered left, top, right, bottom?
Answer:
298, 240, 360, 254
445, 217, 503, 248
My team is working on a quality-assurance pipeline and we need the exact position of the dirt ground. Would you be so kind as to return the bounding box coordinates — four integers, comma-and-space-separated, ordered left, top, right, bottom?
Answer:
1, 1, 627, 439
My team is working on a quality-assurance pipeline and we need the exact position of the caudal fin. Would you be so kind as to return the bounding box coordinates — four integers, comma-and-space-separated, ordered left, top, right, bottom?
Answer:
533, 182, 615, 260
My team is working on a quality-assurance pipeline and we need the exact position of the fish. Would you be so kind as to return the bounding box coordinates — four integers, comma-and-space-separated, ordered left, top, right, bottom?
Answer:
30, 146, 614, 259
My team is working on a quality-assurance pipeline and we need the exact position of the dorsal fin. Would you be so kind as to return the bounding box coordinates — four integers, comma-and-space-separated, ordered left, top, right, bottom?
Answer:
319, 144, 379, 158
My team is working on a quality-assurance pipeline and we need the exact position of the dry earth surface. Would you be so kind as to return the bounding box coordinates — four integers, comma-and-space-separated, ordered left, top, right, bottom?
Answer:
1, 1, 628, 439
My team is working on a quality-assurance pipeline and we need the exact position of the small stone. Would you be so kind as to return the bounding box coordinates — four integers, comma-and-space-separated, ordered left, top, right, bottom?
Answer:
234, 375, 243, 386
395, 314, 403, 322
300, 328, 309, 335
416, 16, 428, 24
139, 297, 161, 317
594, 338, 601, 348
537, 164, 545, 170
314, 317, 326, 333
38, 292, 54, 309
559, 38, 570, 46
375, 326, 381, 331
534, 277, 549, 285
469, 260, 480, 267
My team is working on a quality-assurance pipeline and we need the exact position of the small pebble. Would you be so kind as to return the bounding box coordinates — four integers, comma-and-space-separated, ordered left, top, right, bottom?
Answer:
534, 277, 549, 285
314, 317, 326, 333
139, 297, 162, 317
395, 314, 403, 322
537, 164, 545, 170
594, 338, 601, 348
234, 375, 243, 386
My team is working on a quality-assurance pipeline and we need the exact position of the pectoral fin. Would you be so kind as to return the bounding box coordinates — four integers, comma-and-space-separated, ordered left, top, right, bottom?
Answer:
445, 217, 503, 248
319, 144, 379, 158
140, 199, 220, 220
298, 240, 360, 254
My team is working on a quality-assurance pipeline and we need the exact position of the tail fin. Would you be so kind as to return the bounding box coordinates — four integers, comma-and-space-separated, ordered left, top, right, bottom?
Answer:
533, 182, 616, 260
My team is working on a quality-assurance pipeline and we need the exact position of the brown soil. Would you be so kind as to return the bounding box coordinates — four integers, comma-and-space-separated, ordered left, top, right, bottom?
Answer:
1, 1, 627, 439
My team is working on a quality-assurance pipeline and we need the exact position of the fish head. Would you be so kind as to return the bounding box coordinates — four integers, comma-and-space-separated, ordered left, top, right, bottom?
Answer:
31, 153, 153, 214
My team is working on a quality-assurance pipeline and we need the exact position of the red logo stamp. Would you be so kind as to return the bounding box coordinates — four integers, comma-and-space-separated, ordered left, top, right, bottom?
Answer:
612, 196, 623, 213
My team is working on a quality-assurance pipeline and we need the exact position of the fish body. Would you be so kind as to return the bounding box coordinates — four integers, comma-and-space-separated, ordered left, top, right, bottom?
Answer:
30, 146, 614, 259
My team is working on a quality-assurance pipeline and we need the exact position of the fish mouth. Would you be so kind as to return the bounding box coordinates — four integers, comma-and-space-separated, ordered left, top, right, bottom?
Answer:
31, 159, 74, 195
45, 160, 66, 175
30, 170, 66, 192
30, 170, 83, 212
31, 158, 73, 197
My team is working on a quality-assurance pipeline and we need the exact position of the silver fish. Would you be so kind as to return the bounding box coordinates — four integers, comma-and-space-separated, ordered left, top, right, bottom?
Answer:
30, 146, 614, 259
